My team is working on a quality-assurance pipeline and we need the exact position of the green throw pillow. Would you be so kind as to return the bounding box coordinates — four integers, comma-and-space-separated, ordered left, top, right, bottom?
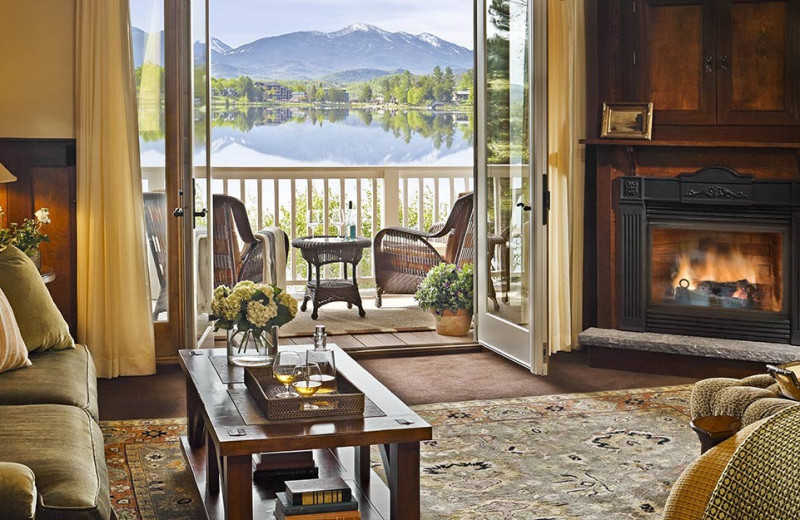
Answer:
0, 246, 74, 352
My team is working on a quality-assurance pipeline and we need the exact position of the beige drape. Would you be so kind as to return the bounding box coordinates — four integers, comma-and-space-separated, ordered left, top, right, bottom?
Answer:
547, 0, 586, 353
75, 0, 156, 377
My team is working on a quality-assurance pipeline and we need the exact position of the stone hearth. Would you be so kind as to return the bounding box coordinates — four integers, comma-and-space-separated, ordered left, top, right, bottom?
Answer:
578, 327, 799, 364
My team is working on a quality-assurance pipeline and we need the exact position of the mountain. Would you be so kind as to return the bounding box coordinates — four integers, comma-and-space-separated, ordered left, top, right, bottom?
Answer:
132, 24, 474, 81
210, 24, 473, 80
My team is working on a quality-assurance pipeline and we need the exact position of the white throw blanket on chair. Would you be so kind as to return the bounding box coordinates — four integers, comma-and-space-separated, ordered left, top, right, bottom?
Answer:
254, 227, 288, 289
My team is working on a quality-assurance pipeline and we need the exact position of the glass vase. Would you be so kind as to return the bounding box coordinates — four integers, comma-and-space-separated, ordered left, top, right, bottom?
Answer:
227, 325, 278, 367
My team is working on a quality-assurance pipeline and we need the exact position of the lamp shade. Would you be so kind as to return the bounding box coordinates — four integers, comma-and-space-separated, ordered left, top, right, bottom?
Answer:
0, 162, 17, 183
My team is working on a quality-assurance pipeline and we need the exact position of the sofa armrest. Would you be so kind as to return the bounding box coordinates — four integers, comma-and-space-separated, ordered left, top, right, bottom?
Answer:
0, 462, 36, 520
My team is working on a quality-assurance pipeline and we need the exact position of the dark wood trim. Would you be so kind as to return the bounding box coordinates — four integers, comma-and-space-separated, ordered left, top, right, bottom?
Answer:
582, 138, 800, 148
0, 138, 77, 335
346, 343, 483, 359
588, 346, 767, 378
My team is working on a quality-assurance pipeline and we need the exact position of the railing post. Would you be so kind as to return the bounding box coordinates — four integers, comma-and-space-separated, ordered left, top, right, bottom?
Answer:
383, 168, 400, 228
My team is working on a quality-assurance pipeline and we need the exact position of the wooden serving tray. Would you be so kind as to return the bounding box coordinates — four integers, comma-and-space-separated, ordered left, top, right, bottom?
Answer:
244, 366, 366, 420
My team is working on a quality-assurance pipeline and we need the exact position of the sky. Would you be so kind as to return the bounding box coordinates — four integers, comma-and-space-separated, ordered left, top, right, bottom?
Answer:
130, 0, 474, 49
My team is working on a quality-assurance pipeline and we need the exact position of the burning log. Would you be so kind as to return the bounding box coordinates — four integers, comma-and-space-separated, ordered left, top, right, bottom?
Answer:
674, 278, 758, 309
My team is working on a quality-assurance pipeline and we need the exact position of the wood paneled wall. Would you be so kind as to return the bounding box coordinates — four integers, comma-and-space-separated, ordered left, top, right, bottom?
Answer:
583, 0, 800, 331
0, 139, 77, 335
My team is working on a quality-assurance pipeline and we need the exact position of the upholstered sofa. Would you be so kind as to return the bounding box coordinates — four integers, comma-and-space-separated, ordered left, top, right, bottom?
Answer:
0, 344, 112, 520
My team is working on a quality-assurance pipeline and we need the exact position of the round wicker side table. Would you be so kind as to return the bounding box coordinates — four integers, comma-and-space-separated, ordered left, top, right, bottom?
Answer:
292, 236, 371, 320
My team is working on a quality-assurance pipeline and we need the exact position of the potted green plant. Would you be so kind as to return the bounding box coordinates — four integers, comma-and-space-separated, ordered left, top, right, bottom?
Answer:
415, 263, 474, 336
211, 281, 298, 366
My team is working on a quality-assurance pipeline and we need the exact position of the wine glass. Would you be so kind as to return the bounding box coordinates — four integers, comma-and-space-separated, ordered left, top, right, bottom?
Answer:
292, 362, 323, 397
273, 351, 301, 398
330, 208, 345, 237
307, 209, 323, 237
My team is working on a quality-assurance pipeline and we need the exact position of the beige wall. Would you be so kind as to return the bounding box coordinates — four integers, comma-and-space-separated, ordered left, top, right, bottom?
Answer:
0, 1, 76, 138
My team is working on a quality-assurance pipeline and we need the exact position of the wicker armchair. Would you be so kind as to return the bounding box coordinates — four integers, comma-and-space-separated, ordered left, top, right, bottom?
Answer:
373, 192, 474, 307
143, 192, 168, 319
213, 194, 288, 288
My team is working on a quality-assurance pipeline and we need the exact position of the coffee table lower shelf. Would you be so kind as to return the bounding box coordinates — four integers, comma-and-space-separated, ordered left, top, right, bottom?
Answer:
180, 436, 390, 520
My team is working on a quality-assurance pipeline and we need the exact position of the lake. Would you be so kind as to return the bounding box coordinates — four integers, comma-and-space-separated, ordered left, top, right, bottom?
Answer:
139, 106, 474, 168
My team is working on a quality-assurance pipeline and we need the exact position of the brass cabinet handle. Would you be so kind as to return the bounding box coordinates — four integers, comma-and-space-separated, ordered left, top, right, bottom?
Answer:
718, 55, 728, 72
704, 56, 714, 73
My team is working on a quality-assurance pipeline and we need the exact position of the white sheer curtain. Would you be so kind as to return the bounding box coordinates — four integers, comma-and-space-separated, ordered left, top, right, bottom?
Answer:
547, 0, 586, 353
75, 0, 156, 377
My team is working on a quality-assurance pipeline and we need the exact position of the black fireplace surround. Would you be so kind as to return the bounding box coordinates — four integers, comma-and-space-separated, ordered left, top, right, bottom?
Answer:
618, 166, 800, 345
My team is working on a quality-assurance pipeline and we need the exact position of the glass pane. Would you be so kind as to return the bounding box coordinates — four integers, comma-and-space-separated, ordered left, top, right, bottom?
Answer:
485, 0, 531, 326
651, 227, 784, 313
193, 0, 212, 342
131, 0, 168, 322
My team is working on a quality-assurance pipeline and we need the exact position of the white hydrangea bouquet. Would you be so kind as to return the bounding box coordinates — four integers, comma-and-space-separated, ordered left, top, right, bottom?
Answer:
211, 281, 298, 366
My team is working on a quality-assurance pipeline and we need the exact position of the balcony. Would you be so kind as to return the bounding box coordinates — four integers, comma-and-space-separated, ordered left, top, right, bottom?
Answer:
143, 165, 474, 288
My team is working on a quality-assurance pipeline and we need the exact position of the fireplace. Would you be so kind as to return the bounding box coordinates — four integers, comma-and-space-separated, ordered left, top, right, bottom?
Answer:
618, 167, 800, 344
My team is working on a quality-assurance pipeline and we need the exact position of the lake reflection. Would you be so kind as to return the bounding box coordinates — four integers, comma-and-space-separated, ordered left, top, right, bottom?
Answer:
139, 106, 474, 167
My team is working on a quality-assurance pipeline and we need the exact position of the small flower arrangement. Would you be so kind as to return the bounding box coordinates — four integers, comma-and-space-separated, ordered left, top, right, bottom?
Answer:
211, 281, 298, 356
415, 263, 474, 316
0, 207, 51, 258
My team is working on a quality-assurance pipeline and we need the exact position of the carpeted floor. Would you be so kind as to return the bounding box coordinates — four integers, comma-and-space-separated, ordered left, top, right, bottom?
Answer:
102, 385, 697, 520
358, 349, 697, 405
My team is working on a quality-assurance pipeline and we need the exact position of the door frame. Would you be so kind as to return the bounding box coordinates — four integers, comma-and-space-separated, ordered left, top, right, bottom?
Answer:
154, 0, 193, 359
475, 0, 549, 374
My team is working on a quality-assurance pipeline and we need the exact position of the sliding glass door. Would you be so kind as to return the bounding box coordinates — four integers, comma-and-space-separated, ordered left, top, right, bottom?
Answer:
476, 0, 548, 373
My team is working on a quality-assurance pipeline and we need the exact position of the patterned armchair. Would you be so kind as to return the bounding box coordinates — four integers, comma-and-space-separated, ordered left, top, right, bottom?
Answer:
665, 405, 800, 519
373, 192, 474, 307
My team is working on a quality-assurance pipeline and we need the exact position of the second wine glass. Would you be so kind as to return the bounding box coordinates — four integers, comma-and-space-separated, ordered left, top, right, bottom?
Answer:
330, 208, 345, 237
292, 362, 323, 396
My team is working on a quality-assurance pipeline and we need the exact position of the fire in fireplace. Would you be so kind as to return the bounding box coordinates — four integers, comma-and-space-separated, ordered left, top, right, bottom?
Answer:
651, 228, 784, 313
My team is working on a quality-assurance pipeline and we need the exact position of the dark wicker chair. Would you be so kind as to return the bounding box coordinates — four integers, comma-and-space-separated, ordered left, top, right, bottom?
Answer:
213, 194, 288, 288
143, 192, 168, 319
373, 192, 474, 307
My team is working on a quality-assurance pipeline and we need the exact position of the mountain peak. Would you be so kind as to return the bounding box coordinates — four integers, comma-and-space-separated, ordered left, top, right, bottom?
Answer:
211, 37, 232, 54
331, 23, 389, 37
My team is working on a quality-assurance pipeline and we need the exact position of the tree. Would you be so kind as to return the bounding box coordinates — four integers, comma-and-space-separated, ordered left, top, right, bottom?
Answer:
235, 76, 256, 101
443, 67, 456, 101
358, 84, 373, 102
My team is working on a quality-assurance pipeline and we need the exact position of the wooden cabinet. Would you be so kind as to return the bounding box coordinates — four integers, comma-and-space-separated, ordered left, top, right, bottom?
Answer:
636, 0, 800, 126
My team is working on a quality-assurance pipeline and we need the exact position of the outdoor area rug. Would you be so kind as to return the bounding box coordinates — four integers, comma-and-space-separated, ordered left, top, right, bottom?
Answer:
101, 385, 697, 519
280, 295, 436, 336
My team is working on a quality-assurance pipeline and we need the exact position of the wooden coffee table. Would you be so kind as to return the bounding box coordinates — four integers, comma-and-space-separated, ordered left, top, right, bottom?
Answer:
178, 345, 432, 520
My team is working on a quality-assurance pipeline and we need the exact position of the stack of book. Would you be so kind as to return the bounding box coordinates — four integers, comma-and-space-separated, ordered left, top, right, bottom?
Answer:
253, 451, 319, 485
274, 477, 360, 520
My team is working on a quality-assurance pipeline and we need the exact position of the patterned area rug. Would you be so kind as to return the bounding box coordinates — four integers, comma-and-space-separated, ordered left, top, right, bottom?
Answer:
103, 419, 205, 520
101, 385, 696, 520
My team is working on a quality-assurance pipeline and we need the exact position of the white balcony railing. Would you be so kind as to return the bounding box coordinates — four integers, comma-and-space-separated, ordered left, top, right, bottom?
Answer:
142, 166, 474, 287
